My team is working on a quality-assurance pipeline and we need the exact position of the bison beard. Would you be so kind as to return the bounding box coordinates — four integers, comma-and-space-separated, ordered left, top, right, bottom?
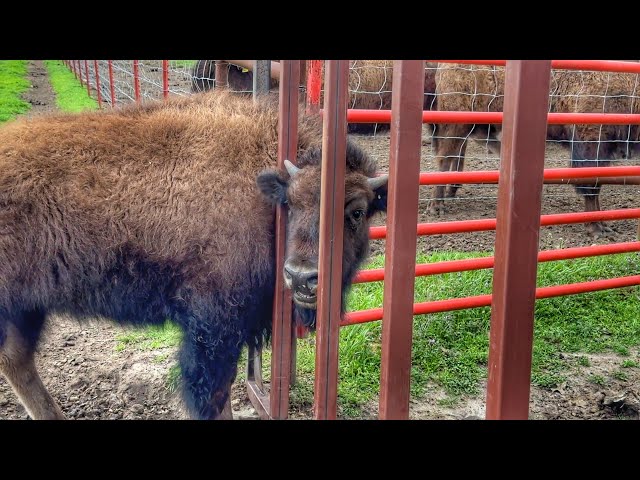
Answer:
0, 90, 388, 420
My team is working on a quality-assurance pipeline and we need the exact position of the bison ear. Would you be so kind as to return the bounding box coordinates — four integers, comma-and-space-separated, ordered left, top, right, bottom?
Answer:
368, 175, 388, 215
257, 169, 288, 205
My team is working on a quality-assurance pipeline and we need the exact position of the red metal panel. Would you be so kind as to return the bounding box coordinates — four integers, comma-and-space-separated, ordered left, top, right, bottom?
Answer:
93, 60, 102, 109
267, 60, 300, 420
342, 109, 640, 126
342, 274, 640, 326
379, 61, 425, 420
306, 60, 322, 114
354, 242, 640, 284
314, 60, 350, 420
434, 59, 640, 74
368, 208, 640, 239
486, 60, 552, 420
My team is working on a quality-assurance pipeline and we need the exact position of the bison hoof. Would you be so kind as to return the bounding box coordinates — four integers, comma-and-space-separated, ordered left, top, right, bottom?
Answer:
428, 200, 445, 216
445, 185, 461, 198
587, 222, 615, 239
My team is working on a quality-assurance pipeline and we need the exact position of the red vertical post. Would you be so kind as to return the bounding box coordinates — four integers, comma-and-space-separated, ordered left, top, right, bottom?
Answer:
215, 61, 229, 89
108, 60, 116, 108
133, 60, 140, 102
314, 60, 350, 420
268, 60, 300, 419
77, 60, 83, 86
306, 60, 323, 114
84, 60, 91, 98
378, 61, 425, 420
94, 60, 102, 109
162, 60, 169, 100
486, 60, 552, 420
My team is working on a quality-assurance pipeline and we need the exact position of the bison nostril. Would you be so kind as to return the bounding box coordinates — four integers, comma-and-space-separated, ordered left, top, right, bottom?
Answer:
306, 274, 318, 293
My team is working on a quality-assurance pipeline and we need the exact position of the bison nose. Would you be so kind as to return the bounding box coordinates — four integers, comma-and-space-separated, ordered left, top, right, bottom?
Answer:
283, 262, 318, 295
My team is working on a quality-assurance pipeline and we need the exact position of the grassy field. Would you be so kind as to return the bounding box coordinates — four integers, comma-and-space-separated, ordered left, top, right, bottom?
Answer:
43, 60, 98, 112
0, 60, 30, 122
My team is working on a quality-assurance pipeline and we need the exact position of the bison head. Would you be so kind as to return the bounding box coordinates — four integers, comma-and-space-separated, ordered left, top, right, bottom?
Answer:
257, 147, 387, 329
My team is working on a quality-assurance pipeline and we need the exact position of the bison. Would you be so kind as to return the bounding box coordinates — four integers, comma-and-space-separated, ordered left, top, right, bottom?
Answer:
0, 90, 388, 420
191, 60, 439, 136
430, 63, 640, 238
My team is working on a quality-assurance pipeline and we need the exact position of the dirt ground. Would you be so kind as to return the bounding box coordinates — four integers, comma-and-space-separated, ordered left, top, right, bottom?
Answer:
0, 61, 638, 420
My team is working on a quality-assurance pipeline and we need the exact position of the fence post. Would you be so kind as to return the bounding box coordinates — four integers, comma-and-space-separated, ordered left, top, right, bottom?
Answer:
262, 60, 300, 420
314, 60, 350, 420
84, 60, 91, 98
162, 60, 169, 100
378, 60, 425, 420
77, 60, 83, 86
94, 60, 102, 108
306, 60, 322, 114
253, 60, 271, 98
133, 60, 140, 102
108, 60, 116, 107
485, 60, 552, 420
215, 61, 229, 89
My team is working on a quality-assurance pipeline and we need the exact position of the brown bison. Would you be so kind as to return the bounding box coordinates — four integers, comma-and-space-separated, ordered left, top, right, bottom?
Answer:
431, 63, 640, 237
0, 91, 388, 420
191, 60, 439, 135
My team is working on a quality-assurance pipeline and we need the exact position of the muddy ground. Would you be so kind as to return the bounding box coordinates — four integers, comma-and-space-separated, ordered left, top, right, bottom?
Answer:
0, 61, 638, 420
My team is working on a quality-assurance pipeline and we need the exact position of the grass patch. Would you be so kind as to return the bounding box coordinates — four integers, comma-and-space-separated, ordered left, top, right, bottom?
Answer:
621, 360, 639, 368
43, 60, 97, 112
115, 321, 182, 352
280, 251, 640, 416
611, 371, 628, 382
171, 60, 197, 69
577, 355, 591, 367
0, 60, 30, 122
588, 374, 606, 386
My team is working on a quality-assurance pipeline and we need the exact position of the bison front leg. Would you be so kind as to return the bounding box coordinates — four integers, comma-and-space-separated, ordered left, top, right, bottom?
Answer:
0, 317, 66, 420
429, 126, 470, 216
179, 322, 243, 420
579, 185, 614, 239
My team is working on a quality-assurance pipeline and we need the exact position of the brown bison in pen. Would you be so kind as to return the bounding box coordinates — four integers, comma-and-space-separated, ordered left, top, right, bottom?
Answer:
191, 60, 439, 135
431, 63, 640, 238
0, 91, 388, 420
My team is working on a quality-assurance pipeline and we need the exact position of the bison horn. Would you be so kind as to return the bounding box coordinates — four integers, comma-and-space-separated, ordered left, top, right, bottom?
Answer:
367, 174, 388, 190
284, 160, 300, 178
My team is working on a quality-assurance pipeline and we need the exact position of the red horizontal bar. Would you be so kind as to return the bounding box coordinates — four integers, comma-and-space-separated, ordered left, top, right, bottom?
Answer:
342, 109, 640, 125
368, 208, 640, 239
433, 60, 640, 75
354, 241, 640, 283
343, 275, 640, 326
418, 166, 640, 186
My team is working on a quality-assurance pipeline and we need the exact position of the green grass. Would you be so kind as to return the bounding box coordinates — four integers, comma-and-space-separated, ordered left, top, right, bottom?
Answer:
0, 60, 30, 122
43, 60, 97, 112
171, 60, 197, 68
283, 251, 640, 416
621, 360, 639, 368
589, 374, 606, 386
115, 321, 182, 352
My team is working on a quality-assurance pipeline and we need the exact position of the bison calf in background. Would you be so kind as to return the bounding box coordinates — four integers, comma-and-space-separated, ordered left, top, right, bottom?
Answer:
0, 91, 388, 420
431, 63, 640, 238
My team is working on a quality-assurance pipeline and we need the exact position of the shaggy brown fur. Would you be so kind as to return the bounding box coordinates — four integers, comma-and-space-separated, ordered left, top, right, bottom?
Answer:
431, 63, 640, 237
0, 90, 387, 419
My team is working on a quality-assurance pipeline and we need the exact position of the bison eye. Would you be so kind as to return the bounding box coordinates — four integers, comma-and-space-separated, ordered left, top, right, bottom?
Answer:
352, 209, 364, 221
